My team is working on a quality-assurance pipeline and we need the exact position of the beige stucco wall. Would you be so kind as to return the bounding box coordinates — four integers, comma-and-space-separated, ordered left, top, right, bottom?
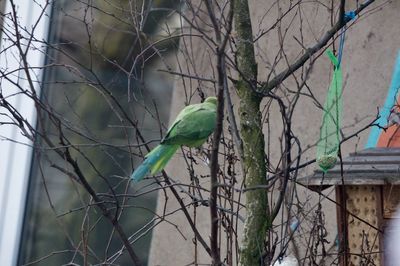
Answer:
149, 1, 400, 265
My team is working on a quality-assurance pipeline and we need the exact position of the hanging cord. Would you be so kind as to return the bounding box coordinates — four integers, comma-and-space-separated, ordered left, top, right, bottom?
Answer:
337, 11, 356, 68
337, 29, 346, 68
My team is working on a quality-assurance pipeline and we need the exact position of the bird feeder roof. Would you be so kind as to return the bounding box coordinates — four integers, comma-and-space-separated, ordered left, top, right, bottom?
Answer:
299, 147, 400, 190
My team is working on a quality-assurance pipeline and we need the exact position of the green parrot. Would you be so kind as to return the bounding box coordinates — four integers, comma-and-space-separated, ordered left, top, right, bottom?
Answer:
131, 96, 217, 182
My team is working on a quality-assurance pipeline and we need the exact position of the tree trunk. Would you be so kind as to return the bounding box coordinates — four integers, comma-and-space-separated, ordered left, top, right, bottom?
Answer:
233, 0, 270, 265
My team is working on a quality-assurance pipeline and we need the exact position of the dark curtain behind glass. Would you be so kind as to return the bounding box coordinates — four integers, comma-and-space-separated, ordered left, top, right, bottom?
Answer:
18, 0, 180, 265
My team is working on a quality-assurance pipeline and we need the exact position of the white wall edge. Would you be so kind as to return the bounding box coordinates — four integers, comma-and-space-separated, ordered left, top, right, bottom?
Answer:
0, 1, 51, 265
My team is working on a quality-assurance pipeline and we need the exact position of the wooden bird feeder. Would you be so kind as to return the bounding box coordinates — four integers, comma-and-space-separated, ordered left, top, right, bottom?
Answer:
299, 147, 400, 266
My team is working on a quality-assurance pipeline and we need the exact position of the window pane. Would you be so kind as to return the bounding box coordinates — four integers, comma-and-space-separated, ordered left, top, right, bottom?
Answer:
18, 0, 179, 265
0, 1, 5, 40
0, 0, 5, 26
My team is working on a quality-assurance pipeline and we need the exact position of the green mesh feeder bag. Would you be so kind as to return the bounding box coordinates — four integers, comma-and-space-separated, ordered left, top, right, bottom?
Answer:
316, 50, 343, 172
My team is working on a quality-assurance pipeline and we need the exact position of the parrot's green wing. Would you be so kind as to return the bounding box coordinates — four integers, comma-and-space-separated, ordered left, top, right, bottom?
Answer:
131, 97, 217, 182
161, 101, 216, 147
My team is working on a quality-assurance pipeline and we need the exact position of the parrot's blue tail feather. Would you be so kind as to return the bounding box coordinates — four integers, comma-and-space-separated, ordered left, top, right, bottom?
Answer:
131, 144, 179, 182
131, 163, 150, 182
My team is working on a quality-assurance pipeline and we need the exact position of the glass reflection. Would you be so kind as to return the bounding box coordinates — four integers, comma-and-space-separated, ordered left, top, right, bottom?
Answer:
18, 0, 179, 265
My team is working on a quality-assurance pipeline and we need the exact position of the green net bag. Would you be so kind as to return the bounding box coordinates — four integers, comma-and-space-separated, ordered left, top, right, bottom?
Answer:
316, 50, 343, 172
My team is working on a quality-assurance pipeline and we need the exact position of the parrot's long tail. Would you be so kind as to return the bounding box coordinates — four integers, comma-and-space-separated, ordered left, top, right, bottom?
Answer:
131, 144, 179, 182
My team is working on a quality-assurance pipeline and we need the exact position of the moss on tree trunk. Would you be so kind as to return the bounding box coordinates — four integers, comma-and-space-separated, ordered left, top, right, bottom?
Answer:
238, 85, 270, 266
234, 0, 270, 265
